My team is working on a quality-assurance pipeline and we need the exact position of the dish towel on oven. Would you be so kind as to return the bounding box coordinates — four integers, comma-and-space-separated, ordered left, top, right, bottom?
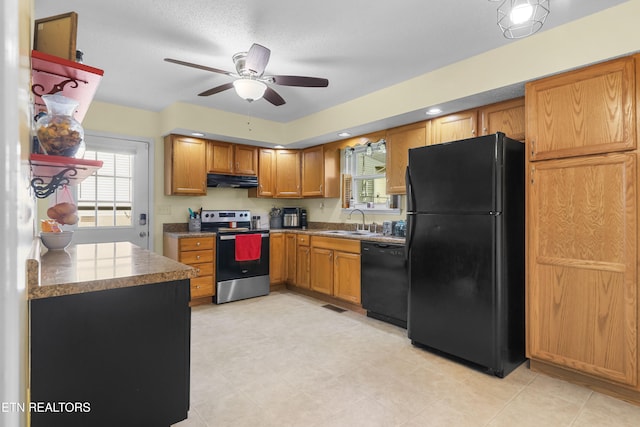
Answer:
235, 234, 262, 261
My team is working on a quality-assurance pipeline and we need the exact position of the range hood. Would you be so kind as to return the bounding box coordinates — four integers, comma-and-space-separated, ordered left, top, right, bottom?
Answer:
206, 173, 258, 188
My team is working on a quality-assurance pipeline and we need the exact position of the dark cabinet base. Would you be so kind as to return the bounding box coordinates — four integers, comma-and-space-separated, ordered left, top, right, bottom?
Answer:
30, 280, 191, 427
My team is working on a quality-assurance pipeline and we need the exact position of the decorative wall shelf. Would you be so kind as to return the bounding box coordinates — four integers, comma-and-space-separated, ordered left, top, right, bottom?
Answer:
29, 154, 103, 198
31, 50, 104, 122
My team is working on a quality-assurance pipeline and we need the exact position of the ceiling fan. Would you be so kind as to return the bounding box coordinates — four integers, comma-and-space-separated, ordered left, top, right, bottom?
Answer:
164, 43, 329, 106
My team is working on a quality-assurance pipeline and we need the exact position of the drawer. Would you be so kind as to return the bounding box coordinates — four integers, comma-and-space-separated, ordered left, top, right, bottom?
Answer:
189, 262, 213, 277
180, 236, 214, 251
180, 249, 213, 264
191, 276, 214, 298
311, 236, 361, 254
297, 235, 310, 246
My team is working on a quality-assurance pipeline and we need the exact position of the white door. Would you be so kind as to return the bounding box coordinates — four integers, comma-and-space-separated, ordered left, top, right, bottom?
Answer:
72, 132, 151, 248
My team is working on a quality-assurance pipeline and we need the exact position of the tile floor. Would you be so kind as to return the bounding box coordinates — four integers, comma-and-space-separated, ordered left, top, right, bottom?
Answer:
173, 291, 640, 427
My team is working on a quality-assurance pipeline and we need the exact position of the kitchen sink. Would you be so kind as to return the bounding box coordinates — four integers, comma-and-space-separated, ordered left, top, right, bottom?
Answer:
322, 230, 382, 237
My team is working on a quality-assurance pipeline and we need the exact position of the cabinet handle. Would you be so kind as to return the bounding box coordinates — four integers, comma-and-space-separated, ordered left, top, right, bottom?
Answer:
196, 255, 201, 260
196, 268, 201, 274
530, 139, 536, 157
471, 129, 476, 135
319, 184, 323, 193
196, 241, 201, 246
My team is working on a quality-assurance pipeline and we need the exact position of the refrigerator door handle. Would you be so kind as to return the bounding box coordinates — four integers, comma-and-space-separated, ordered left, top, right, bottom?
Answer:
405, 213, 415, 262
406, 166, 415, 213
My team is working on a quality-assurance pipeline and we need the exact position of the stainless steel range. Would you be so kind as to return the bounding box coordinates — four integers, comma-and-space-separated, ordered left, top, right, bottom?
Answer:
201, 210, 270, 304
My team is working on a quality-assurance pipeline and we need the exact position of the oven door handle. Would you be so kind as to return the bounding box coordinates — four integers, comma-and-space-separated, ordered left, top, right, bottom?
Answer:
218, 233, 269, 240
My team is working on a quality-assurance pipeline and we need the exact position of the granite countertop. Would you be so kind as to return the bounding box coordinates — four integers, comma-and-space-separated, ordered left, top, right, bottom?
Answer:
28, 241, 196, 300
164, 226, 405, 244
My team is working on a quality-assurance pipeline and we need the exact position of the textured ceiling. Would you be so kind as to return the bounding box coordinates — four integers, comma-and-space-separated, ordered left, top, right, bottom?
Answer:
34, 1, 628, 131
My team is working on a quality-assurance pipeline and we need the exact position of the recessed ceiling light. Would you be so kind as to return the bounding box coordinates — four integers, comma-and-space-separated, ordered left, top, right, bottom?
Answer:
338, 132, 351, 138
191, 132, 205, 137
274, 145, 285, 149
426, 108, 442, 116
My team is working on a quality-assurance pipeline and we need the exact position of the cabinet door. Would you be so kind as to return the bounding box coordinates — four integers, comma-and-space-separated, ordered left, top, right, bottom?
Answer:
479, 98, 525, 141
269, 233, 285, 285
310, 246, 333, 295
527, 153, 637, 386
333, 251, 361, 304
526, 56, 636, 161
234, 144, 258, 176
252, 148, 275, 197
386, 122, 427, 194
302, 146, 324, 197
275, 150, 301, 198
285, 234, 297, 284
206, 140, 234, 174
431, 109, 478, 145
296, 245, 310, 289
164, 135, 207, 196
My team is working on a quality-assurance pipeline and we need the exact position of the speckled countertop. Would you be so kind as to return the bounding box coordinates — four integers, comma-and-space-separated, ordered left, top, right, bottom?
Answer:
163, 222, 406, 245
28, 241, 196, 300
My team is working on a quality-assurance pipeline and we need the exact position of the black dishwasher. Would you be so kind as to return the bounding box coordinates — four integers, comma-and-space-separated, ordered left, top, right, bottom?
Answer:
361, 241, 408, 328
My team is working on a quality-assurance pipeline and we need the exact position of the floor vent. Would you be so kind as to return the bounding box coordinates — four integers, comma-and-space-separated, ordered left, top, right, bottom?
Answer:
322, 304, 346, 313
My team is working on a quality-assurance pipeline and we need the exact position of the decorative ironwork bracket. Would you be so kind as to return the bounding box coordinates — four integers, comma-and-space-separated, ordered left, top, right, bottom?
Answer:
30, 167, 77, 199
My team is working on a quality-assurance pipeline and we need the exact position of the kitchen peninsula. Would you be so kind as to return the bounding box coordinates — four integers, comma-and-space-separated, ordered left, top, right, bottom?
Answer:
28, 241, 194, 427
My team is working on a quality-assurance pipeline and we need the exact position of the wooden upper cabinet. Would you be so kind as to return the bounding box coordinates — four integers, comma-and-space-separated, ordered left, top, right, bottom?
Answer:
274, 150, 301, 198
250, 148, 276, 198
479, 98, 525, 141
431, 109, 478, 145
206, 140, 234, 174
301, 145, 340, 198
526, 56, 636, 161
206, 140, 258, 176
164, 135, 207, 196
234, 144, 258, 175
527, 153, 637, 386
386, 122, 428, 194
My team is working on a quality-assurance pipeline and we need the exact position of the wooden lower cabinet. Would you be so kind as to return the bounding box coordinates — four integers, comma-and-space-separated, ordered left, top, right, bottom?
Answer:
163, 235, 215, 305
285, 234, 297, 284
269, 232, 285, 285
309, 236, 361, 303
527, 152, 638, 391
333, 251, 361, 304
296, 241, 311, 289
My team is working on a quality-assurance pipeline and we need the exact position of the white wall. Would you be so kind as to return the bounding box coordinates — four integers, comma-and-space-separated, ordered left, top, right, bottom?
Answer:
1, 0, 33, 425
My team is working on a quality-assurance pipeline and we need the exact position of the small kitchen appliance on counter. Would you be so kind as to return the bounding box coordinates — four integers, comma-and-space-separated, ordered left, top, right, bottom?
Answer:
200, 210, 270, 303
282, 207, 305, 229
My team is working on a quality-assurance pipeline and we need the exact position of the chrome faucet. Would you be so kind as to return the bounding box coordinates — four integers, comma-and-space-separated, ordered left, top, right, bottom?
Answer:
348, 209, 366, 231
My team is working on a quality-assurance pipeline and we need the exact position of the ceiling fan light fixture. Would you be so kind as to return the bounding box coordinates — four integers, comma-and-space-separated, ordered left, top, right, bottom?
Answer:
233, 78, 267, 102
497, 0, 550, 39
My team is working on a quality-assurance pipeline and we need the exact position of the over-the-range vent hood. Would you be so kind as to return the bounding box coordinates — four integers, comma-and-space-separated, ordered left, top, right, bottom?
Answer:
206, 173, 258, 188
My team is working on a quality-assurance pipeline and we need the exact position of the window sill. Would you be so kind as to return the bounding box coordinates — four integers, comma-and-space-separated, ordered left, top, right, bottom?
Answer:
342, 208, 402, 215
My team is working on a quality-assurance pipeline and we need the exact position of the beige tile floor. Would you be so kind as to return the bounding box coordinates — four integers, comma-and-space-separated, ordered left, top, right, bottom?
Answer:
173, 291, 640, 427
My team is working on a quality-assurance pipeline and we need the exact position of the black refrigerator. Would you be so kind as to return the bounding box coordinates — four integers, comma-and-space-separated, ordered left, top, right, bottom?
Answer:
406, 132, 525, 378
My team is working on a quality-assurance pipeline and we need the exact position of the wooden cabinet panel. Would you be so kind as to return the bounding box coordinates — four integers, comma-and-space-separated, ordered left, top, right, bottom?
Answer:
164, 135, 207, 196
250, 148, 276, 198
527, 153, 637, 386
163, 234, 215, 304
234, 144, 258, 175
526, 56, 636, 161
191, 276, 215, 298
180, 236, 214, 251
285, 233, 297, 284
179, 249, 213, 264
310, 246, 333, 295
479, 98, 525, 141
301, 145, 340, 198
431, 109, 477, 145
275, 150, 301, 198
386, 122, 428, 194
333, 251, 361, 304
206, 140, 234, 174
296, 245, 311, 289
269, 232, 285, 285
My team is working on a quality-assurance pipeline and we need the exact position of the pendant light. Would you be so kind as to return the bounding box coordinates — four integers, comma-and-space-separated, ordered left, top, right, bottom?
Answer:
492, 0, 550, 39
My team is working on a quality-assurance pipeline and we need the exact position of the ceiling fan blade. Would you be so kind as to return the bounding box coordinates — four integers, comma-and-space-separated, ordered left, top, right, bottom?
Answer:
263, 87, 285, 106
198, 82, 235, 97
271, 75, 329, 87
164, 58, 232, 76
245, 44, 271, 75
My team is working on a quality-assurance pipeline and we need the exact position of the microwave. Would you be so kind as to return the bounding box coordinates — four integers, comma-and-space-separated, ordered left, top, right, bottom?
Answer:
282, 207, 307, 229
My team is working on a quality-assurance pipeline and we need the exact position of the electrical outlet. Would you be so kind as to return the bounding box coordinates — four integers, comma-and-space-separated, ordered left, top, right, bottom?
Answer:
157, 205, 171, 215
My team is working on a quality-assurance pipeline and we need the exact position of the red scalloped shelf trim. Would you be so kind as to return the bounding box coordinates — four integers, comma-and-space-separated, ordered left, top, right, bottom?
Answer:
31, 50, 104, 123
30, 153, 103, 183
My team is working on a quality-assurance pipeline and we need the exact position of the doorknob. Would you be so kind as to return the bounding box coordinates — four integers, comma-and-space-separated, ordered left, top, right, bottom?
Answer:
139, 231, 147, 237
